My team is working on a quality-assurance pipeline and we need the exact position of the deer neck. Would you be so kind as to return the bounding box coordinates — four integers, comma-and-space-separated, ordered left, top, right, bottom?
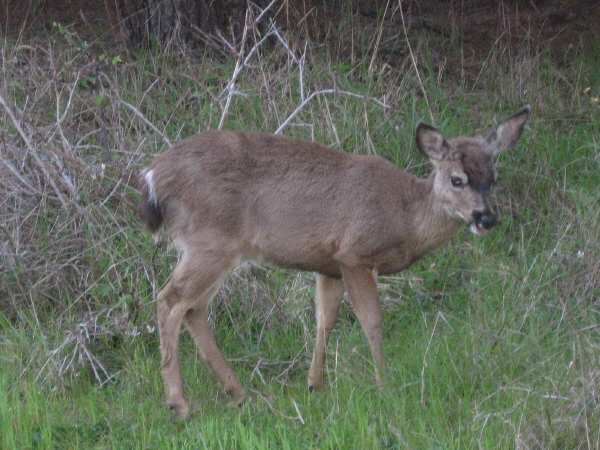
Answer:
408, 172, 464, 257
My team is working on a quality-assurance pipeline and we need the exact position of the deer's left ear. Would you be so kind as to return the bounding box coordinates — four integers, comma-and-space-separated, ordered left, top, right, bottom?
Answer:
486, 105, 530, 155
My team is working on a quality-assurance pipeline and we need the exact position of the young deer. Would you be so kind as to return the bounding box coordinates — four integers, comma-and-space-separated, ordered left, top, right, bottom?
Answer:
139, 107, 530, 419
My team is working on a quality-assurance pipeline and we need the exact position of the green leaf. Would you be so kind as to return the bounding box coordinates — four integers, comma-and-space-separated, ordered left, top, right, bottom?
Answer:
94, 94, 110, 108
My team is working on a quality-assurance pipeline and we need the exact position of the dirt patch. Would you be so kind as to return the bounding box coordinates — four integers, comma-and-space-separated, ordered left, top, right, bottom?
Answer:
414, 0, 600, 61
1, 0, 120, 41
2, 0, 598, 64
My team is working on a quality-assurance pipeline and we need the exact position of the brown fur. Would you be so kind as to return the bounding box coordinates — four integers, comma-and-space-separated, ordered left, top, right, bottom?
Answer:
139, 107, 530, 419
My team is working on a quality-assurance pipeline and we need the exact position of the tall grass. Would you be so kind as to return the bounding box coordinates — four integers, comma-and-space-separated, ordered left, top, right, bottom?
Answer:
1, 3, 599, 448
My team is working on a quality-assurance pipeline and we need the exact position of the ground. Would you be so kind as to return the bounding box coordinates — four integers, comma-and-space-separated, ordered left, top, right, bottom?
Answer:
3, 0, 599, 67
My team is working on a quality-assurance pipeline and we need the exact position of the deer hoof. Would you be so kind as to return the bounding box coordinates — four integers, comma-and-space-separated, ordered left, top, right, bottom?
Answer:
226, 387, 247, 407
168, 401, 190, 420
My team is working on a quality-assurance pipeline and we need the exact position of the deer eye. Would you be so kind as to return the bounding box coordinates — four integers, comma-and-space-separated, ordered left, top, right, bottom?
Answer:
450, 176, 464, 187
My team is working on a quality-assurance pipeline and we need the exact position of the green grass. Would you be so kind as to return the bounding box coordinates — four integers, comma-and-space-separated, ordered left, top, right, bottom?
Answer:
1, 11, 600, 450
3, 298, 596, 449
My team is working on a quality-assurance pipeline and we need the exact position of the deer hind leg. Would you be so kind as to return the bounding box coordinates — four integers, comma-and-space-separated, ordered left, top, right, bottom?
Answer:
340, 264, 386, 387
157, 278, 191, 419
183, 293, 246, 406
157, 250, 233, 419
307, 274, 344, 391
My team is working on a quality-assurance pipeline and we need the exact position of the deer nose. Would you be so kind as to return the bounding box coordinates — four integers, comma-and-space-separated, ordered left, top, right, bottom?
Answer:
473, 211, 497, 230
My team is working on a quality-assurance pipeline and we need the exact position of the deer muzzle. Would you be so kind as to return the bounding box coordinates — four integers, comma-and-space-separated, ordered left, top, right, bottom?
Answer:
470, 210, 497, 235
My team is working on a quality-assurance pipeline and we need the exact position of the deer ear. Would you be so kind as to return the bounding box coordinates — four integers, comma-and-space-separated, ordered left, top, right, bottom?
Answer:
416, 123, 449, 161
486, 106, 530, 155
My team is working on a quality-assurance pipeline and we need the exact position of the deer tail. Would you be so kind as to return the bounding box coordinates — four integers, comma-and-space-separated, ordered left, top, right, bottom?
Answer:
138, 168, 164, 237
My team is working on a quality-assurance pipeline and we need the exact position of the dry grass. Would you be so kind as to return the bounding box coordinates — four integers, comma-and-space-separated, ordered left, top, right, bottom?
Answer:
0, 4, 397, 378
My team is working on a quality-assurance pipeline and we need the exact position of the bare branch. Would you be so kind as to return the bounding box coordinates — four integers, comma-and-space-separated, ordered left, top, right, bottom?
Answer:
0, 93, 69, 209
275, 89, 390, 135
113, 96, 172, 147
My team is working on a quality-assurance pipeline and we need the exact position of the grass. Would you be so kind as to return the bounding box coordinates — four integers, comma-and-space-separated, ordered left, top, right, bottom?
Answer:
1, 4, 600, 449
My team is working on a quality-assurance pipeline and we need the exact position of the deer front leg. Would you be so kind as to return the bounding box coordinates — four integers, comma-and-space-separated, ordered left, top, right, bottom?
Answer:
308, 274, 344, 391
340, 264, 386, 387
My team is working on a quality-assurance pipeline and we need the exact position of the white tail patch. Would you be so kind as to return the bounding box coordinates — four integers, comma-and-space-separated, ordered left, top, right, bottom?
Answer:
143, 169, 158, 205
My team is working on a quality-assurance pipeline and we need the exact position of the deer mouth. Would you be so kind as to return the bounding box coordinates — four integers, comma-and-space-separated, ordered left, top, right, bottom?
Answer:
469, 221, 488, 236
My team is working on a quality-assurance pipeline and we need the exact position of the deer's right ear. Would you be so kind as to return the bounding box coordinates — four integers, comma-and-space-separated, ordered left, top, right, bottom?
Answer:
416, 123, 448, 161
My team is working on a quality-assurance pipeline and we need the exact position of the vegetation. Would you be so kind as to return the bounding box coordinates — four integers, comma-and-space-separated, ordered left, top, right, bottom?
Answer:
1, 3, 599, 448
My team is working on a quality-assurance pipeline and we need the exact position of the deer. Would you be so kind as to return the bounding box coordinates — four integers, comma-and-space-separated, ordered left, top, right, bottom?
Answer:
138, 106, 530, 419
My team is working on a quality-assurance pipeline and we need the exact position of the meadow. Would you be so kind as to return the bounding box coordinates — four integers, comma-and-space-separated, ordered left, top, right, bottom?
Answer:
1, 4, 599, 448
